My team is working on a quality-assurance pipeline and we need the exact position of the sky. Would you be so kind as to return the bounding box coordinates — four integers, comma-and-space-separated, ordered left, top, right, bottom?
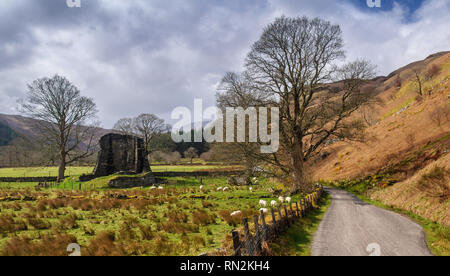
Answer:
0, 0, 449, 128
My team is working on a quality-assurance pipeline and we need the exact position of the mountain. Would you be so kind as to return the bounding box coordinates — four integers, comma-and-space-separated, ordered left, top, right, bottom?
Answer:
0, 113, 114, 148
309, 51, 450, 227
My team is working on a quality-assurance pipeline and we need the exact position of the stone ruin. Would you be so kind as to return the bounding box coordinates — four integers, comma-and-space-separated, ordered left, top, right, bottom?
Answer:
93, 133, 151, 177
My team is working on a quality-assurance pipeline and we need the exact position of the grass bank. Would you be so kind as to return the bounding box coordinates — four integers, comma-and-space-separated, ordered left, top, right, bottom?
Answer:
268, 192, 332, 256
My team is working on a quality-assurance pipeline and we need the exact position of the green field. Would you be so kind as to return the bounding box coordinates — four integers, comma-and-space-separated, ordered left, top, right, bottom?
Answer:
0, 176, 311, 256
0, 165, 241, 178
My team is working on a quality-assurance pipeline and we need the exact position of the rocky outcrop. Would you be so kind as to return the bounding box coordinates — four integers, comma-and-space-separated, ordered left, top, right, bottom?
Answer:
93, 133, 151, 177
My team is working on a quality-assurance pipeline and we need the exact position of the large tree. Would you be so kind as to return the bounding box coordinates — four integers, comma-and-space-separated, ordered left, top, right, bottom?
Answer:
20, 75, 98, 181
219, 16, 376, 193
113, 114, 169, 153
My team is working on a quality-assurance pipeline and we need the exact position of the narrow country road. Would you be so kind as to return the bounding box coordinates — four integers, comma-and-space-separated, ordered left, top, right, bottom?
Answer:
311, 187, 432, 256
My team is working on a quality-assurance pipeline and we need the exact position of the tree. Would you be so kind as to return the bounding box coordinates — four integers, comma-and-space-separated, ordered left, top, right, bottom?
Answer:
114, 114, 168, 154
412, 68, 424, 96
223, 16, 375, 193
20, 75, 98, 181
113, 118, 134, 135
184, 147, 198, 164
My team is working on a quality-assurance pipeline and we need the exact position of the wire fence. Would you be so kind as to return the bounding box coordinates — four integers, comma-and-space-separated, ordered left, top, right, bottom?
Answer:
230, 185, 324, 256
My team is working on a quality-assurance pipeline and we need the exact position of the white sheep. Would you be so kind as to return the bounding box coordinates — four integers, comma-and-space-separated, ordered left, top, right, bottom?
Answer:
217, 187, 223, 191
158, 186, 164, 190
230, 210, 242, 217
199, 185, 204, 190
278, 196, 285, 203
150, 186, 156, 190
223, 187, 230, 192
259, 200, 267, 207
270, 200, 278, 207
259, 208, 268, 213
249, 187, 253, 192
286, 197, 292, 203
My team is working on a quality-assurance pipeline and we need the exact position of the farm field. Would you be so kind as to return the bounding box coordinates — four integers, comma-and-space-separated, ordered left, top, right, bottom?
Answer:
0, 176, 307, 256
0, 165, 242, 178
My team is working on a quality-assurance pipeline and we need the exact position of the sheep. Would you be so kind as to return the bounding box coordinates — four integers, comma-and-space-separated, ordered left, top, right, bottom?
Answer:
259, 200, 267, 207
149, 186, 156, 190
158, 186, 164, 190
249, 187, 253, 192
230, 210, 242, 217
223, 187, 230, 192
278, 196, 285, 203
259, 208, 268, 214
217, 187, 223, 191
286, 197, 292, 203
270, 200, 278, 207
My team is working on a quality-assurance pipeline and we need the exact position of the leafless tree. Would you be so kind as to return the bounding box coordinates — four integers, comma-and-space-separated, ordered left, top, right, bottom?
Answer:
184, 147, 198, 164
228, 16, 376, 193
113, 118, 134, 135
133, 114, 168, 153
113, 114, 167, 153
20, 75, 98, 181
412, 68, 424, 96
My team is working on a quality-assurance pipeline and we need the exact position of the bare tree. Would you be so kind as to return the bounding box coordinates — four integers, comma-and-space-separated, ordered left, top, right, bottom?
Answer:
113, 118, 134, 135
184, 147, 198, 164
133, 114, 167, 153
412, 69, 424, 96
239, 16, 375, 192
20, 75, 98, 181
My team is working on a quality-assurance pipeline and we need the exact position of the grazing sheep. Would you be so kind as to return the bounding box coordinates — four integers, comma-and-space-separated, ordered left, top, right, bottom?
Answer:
278, 196, 285, 203
150, 186, 156, 190
230, 210, 242, 217
249, 187, 253, 192
217, 187, 223, 191
286, 197, 292, 203
200, 185, 204, 190
223, 187, 230, 192
259, 208, 268, 213
259, 200, 267, 207
270, 200, 278, 207
158, 186, 164, 190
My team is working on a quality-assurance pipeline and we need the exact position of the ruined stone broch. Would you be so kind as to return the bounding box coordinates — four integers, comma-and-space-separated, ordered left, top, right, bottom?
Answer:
93, 133, 151, 177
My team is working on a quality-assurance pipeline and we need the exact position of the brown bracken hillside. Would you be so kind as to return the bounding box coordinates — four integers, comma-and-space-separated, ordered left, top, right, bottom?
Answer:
309, 52, 450, 227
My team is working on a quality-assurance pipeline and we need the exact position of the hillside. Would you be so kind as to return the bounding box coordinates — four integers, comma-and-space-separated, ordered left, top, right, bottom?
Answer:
0, 113, 113, 147
310, 51, 450, 227
0, 114, 114, 167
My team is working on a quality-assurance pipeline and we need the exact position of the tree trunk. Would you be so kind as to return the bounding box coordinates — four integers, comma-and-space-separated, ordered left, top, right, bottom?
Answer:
290, 142, 309, 194
58, 152, 66, 182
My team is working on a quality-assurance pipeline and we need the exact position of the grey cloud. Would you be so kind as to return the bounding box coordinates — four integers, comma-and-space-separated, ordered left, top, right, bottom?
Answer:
0, 0, 448, 128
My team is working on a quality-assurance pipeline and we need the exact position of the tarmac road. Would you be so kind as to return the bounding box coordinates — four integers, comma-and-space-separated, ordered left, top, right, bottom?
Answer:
311, 187, 433, 256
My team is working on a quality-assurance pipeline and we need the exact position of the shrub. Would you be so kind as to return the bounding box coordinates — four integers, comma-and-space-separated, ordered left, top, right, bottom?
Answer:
192, 210, 216, 226
417, 166, 450, 202
429, 106, 450, 127
0, 232, 77, 256
426, 64, 441, 80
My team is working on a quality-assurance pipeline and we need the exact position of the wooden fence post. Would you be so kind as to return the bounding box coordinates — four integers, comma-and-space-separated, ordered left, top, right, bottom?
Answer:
253, 215, 262, 254
283, 205, 290, 226
231, 230, 241, 256
243, 218, 254, 256
260, 210, 268, 241
289, 203, 295, 219
295, 202, 300, 217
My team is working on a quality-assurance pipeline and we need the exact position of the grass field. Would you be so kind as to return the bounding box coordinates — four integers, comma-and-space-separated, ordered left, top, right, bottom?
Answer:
0, 176, 313, 256
0, 165, 241, 178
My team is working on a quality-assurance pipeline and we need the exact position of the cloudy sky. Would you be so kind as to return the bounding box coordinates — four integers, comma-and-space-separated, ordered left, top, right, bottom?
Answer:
0, 0, 449, 128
